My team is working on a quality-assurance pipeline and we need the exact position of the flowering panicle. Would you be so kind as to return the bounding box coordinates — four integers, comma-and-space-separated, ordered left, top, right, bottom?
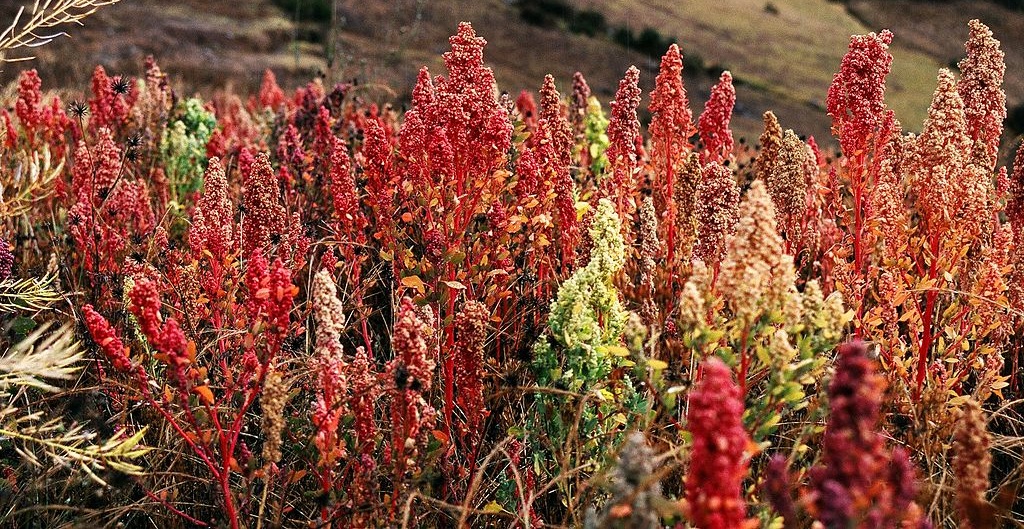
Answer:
969, 226, 1013, 344
957, 19, 1005, 170
128, 278, 189, 388
241, 152, 288, 259
290, 80, 325, 128
1008, 141, 1024, 230
388, 297, 437, 474
676, 265, 708, 331
312, 268, 346, 361
515, 143, 542, 200
538, 198, 627, 383
130, 56, 173, 146
650, 44, 695, 169
398, 67, 434, 159
538, 75, 573, 175
260, 364, 289, 465
2, 110, 16, 149
538, 74, 578, 265
756, 111, 783, 190
189, 157, 235, 296
348, 346, 378, 454
256, 69, 287, 111
718, 180, 798, 325
636, 194, 659, 323
104, 178, 155, 235
809, 341, 925, 528
571, 71, 592, 133
0, 238, 13, 282
82, 304, 132, 373
580, 94, 611, 183
311, 269, 348, 468
685, 357, 750, 529
673, 153, 701, 264
1009, 142, 1024, 311
867, 128, 910, 261
237, 147, 254, 177
362, 117, 397, 229
67, 127, 157, 276
826, 30, 894, 158
586, 432, 663, 529
88, 65, 131, 132
554, 162, 580, 271
211, 94, 257, 156
346, 345, 379, 522
329, 136, 368, 246
601, 66, 642, 213
953, 398, 992, 528
515, 89, 538, 132
48, 96, 73, 144
693, 161, 739, 269
454, 300, 488, 445
650, 44, 695, 262
426, 22, 513, 192
276, 124, 305, 182
912, 69, 986, 238
697, 71, 736, 165
246, 254, 296, 357
763, 455, 797, 526
763, 126, 815, 249
71, 127, 122, 200
15, 70, 44, 137
311, 105, 335, 164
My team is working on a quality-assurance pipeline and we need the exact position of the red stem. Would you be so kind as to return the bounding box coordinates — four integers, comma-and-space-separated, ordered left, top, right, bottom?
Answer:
443, 264, 456, 432
665, 138, 675, 266
851, 161, 866, 337
139, 482, 209, 526
914, 232, 941, 398
738, 326, 750, 395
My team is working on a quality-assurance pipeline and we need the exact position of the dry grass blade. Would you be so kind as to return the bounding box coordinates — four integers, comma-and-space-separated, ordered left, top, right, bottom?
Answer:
0, 0, 123, 63
0, 410, 150, 482
0, 274, 63, 314
0, 321, 81, 391
0, 319, 149, 485
0, 146, 64, 221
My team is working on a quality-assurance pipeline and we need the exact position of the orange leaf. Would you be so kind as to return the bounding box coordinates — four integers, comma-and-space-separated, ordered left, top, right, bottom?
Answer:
610, 503, 632, 518
432, 429, 450, 445
401, 275, 426, 294
193, 385, 215, 405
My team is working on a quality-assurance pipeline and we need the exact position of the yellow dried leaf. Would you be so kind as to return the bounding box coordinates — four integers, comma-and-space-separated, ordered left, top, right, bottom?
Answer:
482, 501, 504, 514
401, 275, 426, 294
442, 280, 466, 290
648, 359, 668, 370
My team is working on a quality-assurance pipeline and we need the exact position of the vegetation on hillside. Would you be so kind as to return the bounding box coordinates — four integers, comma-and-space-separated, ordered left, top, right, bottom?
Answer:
0, 4, 1023, 527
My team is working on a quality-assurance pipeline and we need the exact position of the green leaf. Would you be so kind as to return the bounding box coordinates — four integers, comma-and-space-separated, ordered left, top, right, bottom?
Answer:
597, 345, 631, 357
9, 316, 37, 337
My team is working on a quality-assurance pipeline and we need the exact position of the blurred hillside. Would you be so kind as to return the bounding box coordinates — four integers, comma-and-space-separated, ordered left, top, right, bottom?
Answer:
0, 0, 1021, 148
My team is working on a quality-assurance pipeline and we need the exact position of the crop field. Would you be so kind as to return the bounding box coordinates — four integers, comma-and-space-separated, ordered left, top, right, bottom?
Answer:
0, 1, 1022, 528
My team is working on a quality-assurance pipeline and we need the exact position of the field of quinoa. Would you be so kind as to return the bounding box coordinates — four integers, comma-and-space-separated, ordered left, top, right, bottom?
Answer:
0, 2, 1023, 528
